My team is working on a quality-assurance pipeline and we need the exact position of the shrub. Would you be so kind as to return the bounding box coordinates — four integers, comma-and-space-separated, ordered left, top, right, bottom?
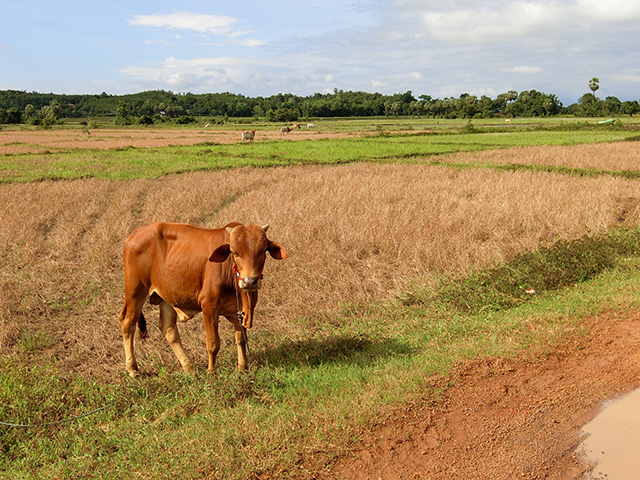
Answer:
175, 115, 197, 125
138, 115, 154, 126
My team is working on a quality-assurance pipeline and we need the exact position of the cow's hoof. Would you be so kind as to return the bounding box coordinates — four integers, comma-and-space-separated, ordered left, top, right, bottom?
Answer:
183, 363, 195, 375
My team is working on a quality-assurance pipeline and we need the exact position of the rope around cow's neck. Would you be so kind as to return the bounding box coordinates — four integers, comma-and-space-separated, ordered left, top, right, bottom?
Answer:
232, 264, 250, 359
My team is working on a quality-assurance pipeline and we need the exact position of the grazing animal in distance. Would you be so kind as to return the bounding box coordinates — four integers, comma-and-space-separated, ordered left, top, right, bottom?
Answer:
118, 222, 288, 377
241, 130, 256, 144
307, 123, 317, 128
280, 123, 300, 134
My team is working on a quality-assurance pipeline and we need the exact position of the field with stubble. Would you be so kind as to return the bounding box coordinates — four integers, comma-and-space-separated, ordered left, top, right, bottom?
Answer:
2, 119, 640, 479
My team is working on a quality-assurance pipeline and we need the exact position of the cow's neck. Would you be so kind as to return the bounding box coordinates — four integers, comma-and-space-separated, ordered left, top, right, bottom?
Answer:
230, 262, 258, 328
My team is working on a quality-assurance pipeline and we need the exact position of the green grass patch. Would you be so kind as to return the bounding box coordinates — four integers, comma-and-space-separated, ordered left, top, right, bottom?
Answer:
1, 126, 639, 183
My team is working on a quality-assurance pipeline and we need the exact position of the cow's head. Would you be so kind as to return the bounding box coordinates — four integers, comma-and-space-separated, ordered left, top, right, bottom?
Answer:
209, 224, 288, 291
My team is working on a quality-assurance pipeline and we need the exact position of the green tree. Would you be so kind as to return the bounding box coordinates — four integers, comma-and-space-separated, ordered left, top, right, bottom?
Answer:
384, 101, 401, 117
115, 101, 133, 125
409, 101, 422, 118
49, 99, 62, 118
622, 100, 640, 117
39, 101, 61, 128
579, 93, 603, 117
6, 107, 22, 123
24, 104, 35, 118
457, 93, 480, 118
505, 90, 561, 117
602, 96, 622, 115
138, 114, 154, 126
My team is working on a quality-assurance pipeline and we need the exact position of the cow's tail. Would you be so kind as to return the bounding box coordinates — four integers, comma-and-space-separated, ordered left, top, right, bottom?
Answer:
138, 312, 148, 340
119, 303, 149, 340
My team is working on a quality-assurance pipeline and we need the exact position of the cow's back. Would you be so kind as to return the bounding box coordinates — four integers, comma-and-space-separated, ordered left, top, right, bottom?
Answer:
123, 222, 228, 305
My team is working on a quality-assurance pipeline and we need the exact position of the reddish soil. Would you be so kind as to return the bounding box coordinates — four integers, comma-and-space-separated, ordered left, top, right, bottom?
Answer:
321, 314, 640, 479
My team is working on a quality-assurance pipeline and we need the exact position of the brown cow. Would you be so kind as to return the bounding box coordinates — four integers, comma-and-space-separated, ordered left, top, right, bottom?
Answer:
118, 222, 288, 377
280, 123, 300, 134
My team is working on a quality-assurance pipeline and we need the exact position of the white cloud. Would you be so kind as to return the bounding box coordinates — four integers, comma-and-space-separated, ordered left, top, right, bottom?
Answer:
575, 0, 640, 22
119, 56, 241, 90
128, 11, 240, 35
420, 2, 566, 44
374, 71, 423, 83
414, 0, 640, 46
233, 38, 265, 47
612, 73, 640, 84
118, 50, 368, 96
368, 71, 423, 92
502, 66, 543, 74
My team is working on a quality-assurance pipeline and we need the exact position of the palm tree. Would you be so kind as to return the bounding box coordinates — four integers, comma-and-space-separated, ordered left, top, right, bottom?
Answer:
589, 77, 600, 99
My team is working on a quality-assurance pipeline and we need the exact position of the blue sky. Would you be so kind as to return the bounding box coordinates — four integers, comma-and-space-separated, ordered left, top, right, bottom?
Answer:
1, 1, 640, 104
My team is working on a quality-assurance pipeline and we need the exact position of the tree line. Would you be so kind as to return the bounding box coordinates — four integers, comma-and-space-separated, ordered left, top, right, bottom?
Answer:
1, 82, 638, 126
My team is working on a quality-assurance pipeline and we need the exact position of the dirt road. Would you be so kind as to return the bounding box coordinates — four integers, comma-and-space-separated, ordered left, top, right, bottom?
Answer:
324, 314, 640, 479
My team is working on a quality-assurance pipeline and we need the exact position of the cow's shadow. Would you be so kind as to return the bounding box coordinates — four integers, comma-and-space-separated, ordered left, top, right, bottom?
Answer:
254, 333, 413, 369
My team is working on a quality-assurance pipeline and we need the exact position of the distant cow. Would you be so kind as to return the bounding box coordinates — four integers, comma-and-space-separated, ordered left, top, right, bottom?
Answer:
241, 130, 256, 144
280, 123, 300, 134
118, 222, 288, 377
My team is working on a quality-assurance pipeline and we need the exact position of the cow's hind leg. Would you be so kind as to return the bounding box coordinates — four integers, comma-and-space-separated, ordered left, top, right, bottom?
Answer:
158, 301, 194, 374
119, 300, 144, 378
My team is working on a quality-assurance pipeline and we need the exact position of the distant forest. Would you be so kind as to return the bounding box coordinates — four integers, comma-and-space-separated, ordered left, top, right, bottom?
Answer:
1, 87, 639, 126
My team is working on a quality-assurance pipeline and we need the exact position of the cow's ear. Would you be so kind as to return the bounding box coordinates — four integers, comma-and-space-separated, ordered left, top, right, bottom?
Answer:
267, 240, 288, 260
209, 244, 231, 262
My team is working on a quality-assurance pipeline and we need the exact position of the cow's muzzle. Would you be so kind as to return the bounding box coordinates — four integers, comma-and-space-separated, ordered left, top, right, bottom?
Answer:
239, 276, 262, 291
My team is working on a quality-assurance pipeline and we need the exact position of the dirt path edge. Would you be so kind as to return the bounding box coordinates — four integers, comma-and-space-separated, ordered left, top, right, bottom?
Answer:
315, 314, 640, 480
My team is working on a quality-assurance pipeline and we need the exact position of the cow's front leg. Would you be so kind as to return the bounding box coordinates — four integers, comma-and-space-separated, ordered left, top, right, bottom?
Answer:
235, 327, 249, 371
225, 315, 248, 371
202, 308, 220, 373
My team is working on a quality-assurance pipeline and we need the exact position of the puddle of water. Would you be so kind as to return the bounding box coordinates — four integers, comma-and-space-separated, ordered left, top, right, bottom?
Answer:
579, 387, 640, 479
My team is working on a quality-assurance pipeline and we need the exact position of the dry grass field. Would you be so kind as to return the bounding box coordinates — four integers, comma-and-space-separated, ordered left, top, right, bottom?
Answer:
447, 140, 640, 172
1, 142, 639, 380
2, 127, 640, 479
